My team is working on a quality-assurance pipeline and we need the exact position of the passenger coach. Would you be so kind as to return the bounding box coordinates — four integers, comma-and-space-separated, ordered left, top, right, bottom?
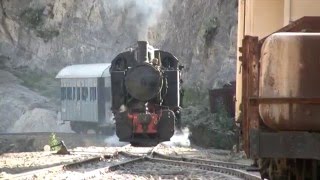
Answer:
56, 63, 114, 134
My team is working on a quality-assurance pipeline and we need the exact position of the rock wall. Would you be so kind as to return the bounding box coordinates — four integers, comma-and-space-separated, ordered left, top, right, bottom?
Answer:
0, 0, 237, 132
153, 0, 238, 88
0, 0, 237, 85
0, 70, 71, 132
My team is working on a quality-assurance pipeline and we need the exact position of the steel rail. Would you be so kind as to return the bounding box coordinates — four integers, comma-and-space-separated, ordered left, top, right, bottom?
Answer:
8, 153, 115, 179
117, 151, 260, 180
151, 151, 251, 170
146, 157, 261, 180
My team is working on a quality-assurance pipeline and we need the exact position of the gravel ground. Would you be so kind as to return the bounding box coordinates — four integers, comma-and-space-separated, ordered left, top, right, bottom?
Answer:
0, 141, 252, 179
4, 152, 242, 180
0, 152, 97, 174
20, 154, 134, 180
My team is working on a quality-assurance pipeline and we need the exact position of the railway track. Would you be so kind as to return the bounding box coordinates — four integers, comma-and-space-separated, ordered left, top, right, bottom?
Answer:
0, 132, 100, 136
3, 145, 261, 180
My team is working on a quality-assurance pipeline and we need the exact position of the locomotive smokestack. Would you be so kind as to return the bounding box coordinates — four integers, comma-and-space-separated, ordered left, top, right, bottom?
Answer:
137, 41, 148, 63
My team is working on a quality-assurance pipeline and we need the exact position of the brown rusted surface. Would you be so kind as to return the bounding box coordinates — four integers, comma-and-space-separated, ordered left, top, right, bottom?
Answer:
259, 33, 320, 131
238, 16, 320, 180
247, 37, 260, 130
250, 97, 320, 105
209, 81, 235, 117
239, 38, 248, 155
239, 17, 320, 159
239, 36, 260, 157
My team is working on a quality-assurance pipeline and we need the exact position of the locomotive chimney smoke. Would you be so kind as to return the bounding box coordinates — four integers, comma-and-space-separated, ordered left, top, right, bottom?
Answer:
104, 0, 163, 41
137, 41, 148, 62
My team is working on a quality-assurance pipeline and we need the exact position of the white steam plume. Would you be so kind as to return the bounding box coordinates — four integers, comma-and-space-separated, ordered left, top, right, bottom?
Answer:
103, 0, 163, 41
104, 133, 129, 147
163, 128, 191, 147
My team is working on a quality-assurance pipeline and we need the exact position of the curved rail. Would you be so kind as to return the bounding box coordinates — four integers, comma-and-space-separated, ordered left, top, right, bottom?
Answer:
116, 151, 261, 180
151, 151, 251, 170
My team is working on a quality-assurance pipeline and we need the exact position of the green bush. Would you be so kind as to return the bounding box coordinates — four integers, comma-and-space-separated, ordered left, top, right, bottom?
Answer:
49, 133, 60, 151
183, 88, 208, 107
182, 101, 236, 149
215, 100, 234, 131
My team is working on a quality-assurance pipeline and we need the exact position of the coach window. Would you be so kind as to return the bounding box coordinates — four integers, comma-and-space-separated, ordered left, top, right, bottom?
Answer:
105, 87, 111, 101
61, 87, 66, 100
72, 87, 76, 100
90, 87, 96, 101
67, 87, 72, 100
77, 87, 80, 101
82, 87, 88, 101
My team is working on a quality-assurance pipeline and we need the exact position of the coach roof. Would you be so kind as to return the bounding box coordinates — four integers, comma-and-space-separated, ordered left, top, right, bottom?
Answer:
56, 63, 111, 79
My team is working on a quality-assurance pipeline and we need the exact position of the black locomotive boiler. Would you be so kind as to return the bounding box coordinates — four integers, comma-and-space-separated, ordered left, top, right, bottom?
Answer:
110, 41, 183, 145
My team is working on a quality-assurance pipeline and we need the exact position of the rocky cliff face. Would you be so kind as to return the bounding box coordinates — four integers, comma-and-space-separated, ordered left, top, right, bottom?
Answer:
0, 0, 237, 132
153, 0, 238, 88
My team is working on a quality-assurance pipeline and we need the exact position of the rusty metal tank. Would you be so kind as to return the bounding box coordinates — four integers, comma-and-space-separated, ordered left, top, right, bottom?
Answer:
259, 32, 320, 131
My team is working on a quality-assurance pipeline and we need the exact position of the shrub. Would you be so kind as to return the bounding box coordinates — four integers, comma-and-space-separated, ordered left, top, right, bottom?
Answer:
49, 133, 60, 151
183, 88, 208, 107
182, 101, 236, 149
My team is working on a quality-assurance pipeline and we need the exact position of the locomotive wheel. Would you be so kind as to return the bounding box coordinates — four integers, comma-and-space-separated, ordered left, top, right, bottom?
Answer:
70, 121, 83, 134
99, 126, 115, 136
115, 112, 132, 140
259, 158, 289, 180
157, 110, 175, 141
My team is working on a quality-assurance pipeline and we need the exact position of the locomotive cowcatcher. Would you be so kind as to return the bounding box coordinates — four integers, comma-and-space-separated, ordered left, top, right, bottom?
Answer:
109, 41, 183, 145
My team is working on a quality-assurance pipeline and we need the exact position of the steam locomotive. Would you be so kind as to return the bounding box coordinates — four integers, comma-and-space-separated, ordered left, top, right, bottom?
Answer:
109, 41, 183, 145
